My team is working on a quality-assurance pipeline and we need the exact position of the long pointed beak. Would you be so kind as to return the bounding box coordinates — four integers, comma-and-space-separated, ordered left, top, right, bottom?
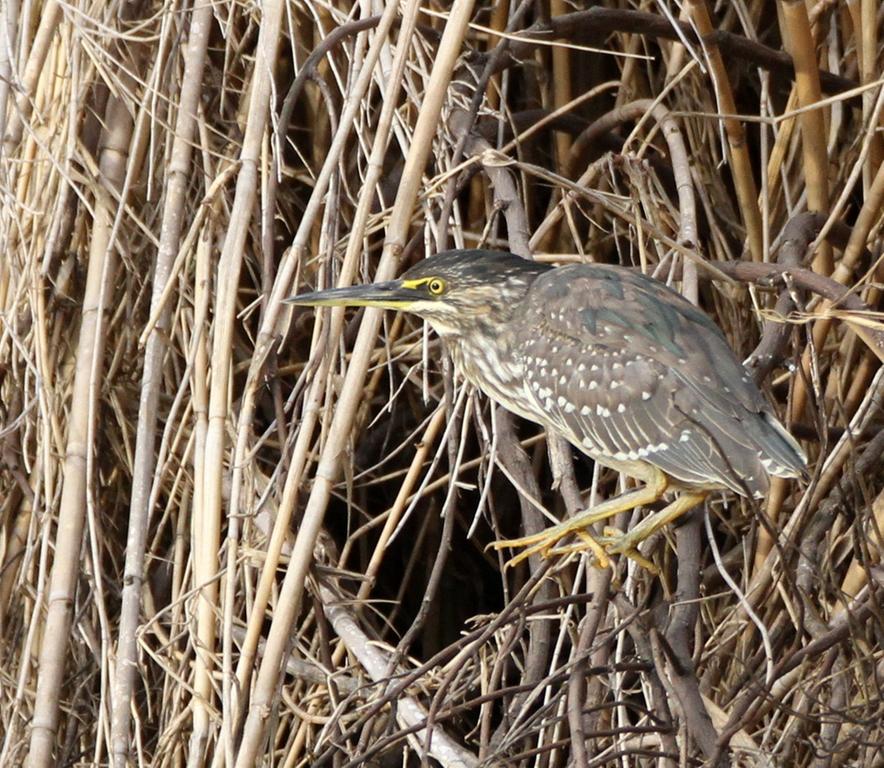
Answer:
284, 280, 422, 310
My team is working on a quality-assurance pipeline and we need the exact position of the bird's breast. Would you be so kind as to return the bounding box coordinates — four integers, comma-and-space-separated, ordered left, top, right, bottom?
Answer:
446, 335, 541, 422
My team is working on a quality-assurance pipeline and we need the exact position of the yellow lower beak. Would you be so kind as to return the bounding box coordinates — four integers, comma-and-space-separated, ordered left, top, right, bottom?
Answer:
284, 280, 420, 309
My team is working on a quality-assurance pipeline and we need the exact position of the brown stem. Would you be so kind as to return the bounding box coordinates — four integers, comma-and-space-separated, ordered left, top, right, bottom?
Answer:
495, 8, 858, 97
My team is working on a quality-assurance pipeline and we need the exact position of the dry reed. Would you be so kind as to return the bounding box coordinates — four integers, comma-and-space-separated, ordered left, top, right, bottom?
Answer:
0, 1, 882, 767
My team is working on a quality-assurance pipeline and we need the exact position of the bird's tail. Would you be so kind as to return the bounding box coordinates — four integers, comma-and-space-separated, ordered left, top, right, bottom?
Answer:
754, 410, 809, 481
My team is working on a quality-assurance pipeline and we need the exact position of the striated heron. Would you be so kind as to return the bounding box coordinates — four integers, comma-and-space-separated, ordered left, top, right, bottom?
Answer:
287, 250, 807, 570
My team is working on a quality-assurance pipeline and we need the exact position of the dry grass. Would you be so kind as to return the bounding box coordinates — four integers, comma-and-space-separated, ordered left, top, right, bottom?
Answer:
0, 1, 882, 766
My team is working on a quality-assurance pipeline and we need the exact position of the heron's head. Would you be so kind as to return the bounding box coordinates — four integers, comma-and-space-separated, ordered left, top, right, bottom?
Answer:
286, 249, 551, 337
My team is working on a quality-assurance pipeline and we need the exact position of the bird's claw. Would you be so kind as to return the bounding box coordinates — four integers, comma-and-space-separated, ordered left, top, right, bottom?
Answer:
491, 528, 610, 571
599, 526, 659, 574
600, 526, 626, 552
492, 525, 660, 573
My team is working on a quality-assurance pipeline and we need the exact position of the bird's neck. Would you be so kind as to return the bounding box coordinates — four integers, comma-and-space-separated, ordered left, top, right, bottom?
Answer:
439, 321, 538, 420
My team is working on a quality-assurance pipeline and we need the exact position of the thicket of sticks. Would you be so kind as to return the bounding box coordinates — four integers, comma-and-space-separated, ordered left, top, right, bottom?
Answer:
0, 1, 882, 766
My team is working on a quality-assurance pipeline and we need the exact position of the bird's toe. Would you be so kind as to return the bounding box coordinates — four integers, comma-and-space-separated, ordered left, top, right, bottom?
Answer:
599, 527, 659, 573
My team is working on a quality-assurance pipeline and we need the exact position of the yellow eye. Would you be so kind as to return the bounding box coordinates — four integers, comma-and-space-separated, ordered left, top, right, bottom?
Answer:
427, 278, 446, 295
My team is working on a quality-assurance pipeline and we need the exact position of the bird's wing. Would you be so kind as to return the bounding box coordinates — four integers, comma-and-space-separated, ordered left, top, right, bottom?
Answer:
514, 264, 802, 494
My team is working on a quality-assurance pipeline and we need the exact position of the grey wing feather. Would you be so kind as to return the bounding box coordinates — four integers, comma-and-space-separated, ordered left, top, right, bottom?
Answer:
515, 264, 806, 496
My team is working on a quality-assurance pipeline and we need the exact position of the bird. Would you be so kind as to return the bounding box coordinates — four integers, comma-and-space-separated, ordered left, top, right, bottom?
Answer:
286, 249, 807, 570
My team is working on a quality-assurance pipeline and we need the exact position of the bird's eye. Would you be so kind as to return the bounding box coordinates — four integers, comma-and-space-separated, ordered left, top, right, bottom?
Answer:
427, 278, 446, 295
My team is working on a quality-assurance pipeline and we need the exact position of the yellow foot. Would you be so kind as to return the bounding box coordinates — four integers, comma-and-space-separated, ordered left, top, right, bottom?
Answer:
490, 472, 670, 570
541, 527, 659, 572
599, 526, 659, 573
490, 481, 707, 575
491, 527, 610, 570
491, 524, 661, 572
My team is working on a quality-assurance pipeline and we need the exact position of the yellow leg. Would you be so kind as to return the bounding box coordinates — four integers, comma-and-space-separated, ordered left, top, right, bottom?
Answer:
602, 491, 707, 566
492, 468, 669, 569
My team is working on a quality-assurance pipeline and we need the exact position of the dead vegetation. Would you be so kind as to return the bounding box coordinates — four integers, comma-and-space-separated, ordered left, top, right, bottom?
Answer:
0, 1, 883, 766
